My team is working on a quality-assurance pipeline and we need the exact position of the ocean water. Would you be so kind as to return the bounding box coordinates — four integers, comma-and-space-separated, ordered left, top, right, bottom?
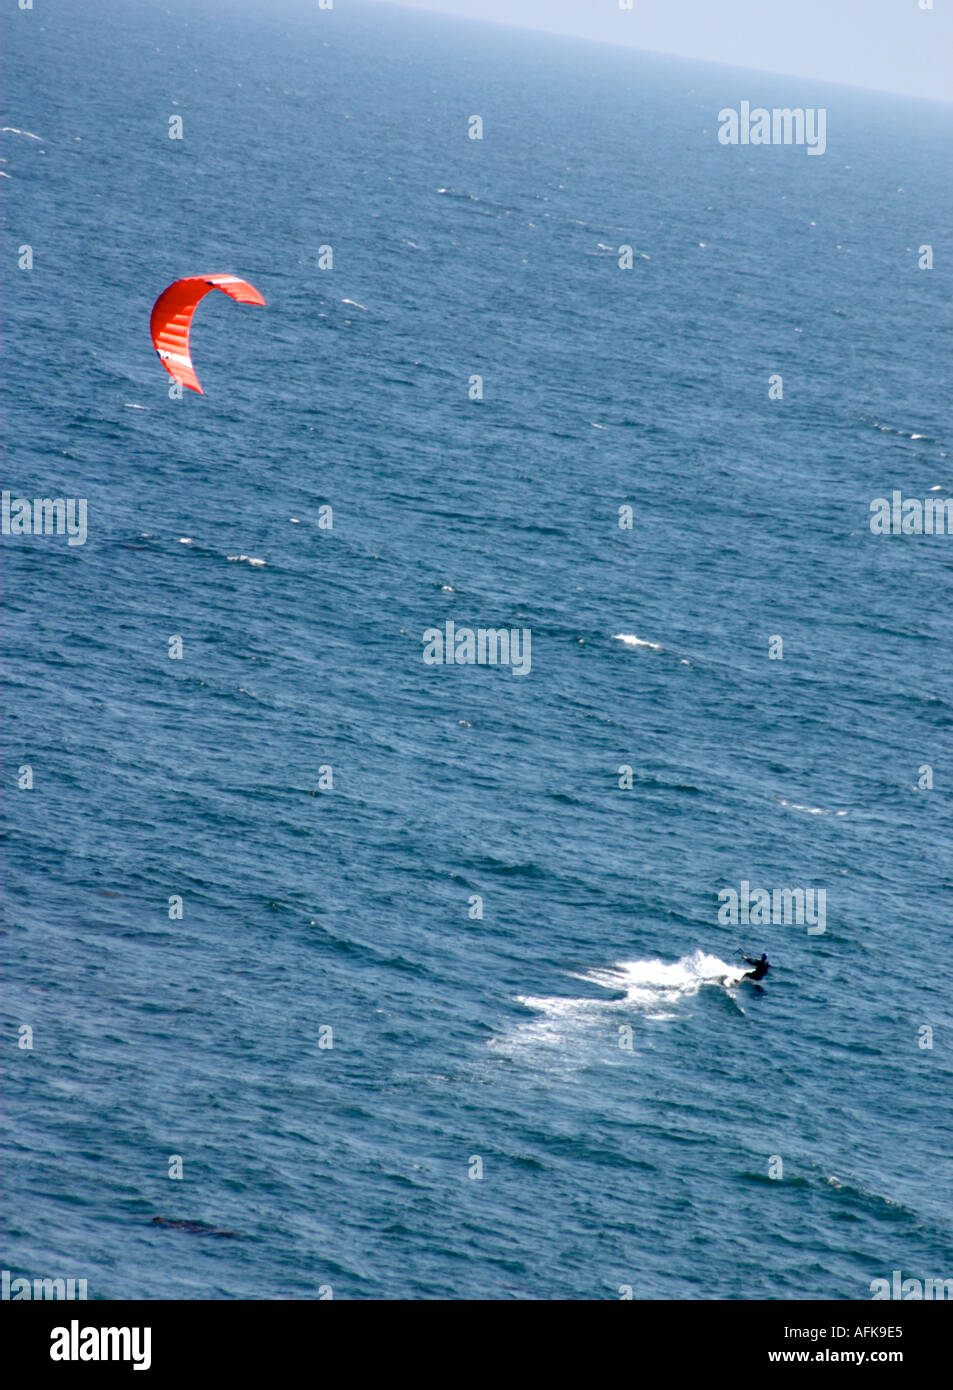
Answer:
3, 0, 952, 1300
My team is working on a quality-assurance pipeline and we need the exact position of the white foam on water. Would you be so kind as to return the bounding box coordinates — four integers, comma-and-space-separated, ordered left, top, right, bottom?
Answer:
577, 950, 745, 1004
614, 633, 662, 651
493, 950, 744, 1061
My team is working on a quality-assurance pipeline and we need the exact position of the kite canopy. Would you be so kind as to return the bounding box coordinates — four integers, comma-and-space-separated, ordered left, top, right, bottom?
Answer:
150, 274, 266, 394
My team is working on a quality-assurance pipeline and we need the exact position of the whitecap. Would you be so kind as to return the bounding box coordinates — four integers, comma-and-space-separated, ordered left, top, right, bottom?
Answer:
226, 554, 266, 567
614, 633, 662, 651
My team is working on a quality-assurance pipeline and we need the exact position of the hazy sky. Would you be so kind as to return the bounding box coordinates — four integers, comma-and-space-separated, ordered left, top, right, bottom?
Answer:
378, 0, 953, 103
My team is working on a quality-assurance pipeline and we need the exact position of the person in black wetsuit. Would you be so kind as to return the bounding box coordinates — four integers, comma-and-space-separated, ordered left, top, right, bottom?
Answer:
743, 953, 770, 981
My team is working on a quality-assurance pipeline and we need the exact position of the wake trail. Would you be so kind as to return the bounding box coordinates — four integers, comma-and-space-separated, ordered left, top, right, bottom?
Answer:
523, 949, 746, 1016
493, 951, 747, 1059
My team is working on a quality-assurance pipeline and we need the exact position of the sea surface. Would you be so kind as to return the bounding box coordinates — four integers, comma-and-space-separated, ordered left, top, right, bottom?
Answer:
2, 0, 952, 1299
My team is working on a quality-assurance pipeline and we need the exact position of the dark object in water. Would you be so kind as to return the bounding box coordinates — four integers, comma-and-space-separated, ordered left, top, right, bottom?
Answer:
151, 1217, 236, 1237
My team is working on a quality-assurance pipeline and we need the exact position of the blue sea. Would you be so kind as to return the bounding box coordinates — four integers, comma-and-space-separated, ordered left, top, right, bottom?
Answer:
3, 0, 952, 1300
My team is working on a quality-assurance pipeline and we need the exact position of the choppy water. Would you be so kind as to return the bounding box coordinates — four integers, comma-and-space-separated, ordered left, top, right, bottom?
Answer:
3, 0, 952, 1299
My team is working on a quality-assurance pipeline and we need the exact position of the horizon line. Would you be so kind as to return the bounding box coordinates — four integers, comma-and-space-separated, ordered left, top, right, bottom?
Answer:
373, 0, 953, 108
